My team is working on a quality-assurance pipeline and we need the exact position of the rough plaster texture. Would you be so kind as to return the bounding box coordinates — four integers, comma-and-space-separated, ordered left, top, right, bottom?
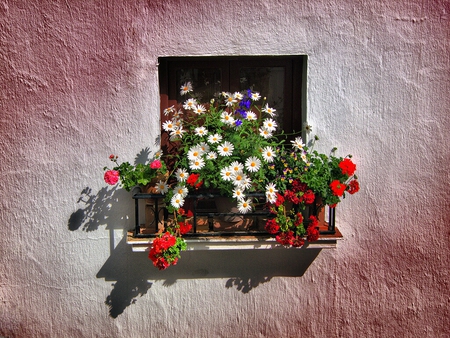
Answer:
1, 0, 449, 337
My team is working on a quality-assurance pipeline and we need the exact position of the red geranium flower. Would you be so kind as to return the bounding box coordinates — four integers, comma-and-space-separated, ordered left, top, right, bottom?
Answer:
309, 215, 319, 227
284, 190, 300, 204
179, 221, 192, 235
276, 231, 294, 246
104, 170, 120, 185
153, 256, 170, 270
265, 219, 280, 234
330, 180, 347, 196
303, 189, 315, 204
294, 212, 304, 226
348, 180, 360, 194
291, 235, 305, 247
307, 226, 319, 242
187, 173, 203, 188
292, 180, 307, 193
339, 158, 356, 176
150, 159, 162, 169
275, 193, 285, 207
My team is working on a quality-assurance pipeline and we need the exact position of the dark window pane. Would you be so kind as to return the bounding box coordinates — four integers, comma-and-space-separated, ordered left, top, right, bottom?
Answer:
239, 67, 285, 129
175, 68, 222, 102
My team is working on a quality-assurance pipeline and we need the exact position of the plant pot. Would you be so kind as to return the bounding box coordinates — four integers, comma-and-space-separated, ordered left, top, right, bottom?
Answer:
140, 173, 169, 232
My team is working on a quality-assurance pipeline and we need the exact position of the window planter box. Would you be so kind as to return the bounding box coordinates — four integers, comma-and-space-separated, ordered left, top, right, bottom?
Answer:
127, 192, 342, 251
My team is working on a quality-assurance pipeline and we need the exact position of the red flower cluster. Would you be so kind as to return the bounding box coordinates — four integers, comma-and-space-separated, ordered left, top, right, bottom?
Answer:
330, 180, 347, 196
303, 190, 315, 204
187, 173, 203, 189
150, 159, 162, 169
275, 231, 305, 247
148, 232, 178, 270
265, 219, 280, 234
104, 170, 120, 185
178, 208, 193, 218
348, 180, 360, 194
177, 208, 193, 234
339, 158, 356, 176
178, 221, 192, 235
306, 216, 320, 242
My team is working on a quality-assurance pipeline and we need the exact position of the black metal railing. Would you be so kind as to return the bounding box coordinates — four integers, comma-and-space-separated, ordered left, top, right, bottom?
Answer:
132, 192, 335, 238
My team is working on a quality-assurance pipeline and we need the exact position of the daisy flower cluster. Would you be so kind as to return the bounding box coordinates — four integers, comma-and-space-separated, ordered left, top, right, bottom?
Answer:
160, 82, 284, 213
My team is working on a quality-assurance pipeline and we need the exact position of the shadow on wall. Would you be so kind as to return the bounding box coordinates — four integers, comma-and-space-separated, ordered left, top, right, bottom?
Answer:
95, 236, 321, 318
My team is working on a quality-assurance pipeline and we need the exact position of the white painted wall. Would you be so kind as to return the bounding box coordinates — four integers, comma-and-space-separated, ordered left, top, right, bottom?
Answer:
1, 0, 449, 337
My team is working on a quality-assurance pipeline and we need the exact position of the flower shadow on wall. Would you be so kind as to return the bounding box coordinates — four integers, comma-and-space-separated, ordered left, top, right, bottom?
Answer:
68, 147, 154, 232
96, 236, 322, 317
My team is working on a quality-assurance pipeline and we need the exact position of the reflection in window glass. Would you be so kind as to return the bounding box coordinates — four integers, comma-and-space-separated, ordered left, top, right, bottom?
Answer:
175, 68, 222, 102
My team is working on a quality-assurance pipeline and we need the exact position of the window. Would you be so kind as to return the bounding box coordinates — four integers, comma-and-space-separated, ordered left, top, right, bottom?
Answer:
158, 55, 307, 147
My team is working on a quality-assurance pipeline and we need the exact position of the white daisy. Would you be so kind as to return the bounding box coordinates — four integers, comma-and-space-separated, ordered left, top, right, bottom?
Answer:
173, 185, 189, 198
265, 182, 278, 196
162, 120, 176, 132
206, 151, 217, 160
220, 111, 235, 125
217, 141, 234, 156
169, 126, 186, 141
187, 146, 203, 161
220, 167, 233, 181
189, 158, 205, 170
303, 122, 312, 134
173, 109, 184, 118
245, 156, 261, 172
300, 153, 307, 162
246, 111, 257, 120
194, 126, 208, 137
266, 192, 277, 204
262, 104, 276, 116
232, 171, 248, 187
259, 127, 273, 139
263, 118, 277, 132
233, 92, 243, 100
163, 105, 175, 116
207, 133, 223, 144
261, 146, 275, 163
175, 168, 189, 182
291, 137, 305, 151
198, 141, 210, 153
180, 82, 193, 96
251, 92, 261, 101
154, 180, 168, 195
229, 161, 244, 174
232, 187, 245, 201
171, 194, 185, 208
237, 198, 253, 213
225, 95, 237, 106
239, 176, 252, 190
183, 98, 197, 110
193, 104, 206, 115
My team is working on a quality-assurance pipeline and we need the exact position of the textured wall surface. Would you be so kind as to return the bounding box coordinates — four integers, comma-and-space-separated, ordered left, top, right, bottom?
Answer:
1, 0, 449, 337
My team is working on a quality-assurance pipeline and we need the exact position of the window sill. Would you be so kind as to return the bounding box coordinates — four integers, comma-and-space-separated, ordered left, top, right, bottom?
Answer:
127, 228, 342, 252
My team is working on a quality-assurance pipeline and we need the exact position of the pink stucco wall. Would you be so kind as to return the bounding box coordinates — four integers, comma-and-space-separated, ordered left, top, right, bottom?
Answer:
1, 0, 449, 337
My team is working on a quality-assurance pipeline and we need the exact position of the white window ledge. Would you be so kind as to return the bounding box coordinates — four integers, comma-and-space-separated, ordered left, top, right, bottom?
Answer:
127, 232, 342, 252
